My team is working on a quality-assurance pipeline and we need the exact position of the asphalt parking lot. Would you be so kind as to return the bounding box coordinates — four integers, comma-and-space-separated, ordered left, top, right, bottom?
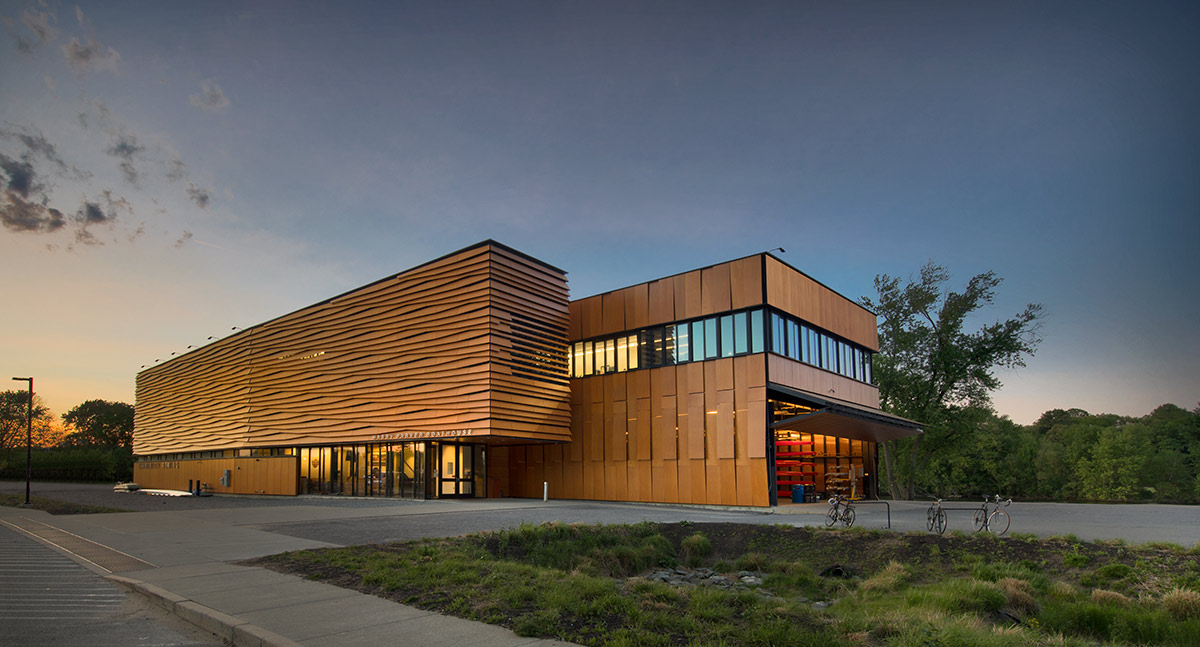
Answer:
3, 480, 1198, 546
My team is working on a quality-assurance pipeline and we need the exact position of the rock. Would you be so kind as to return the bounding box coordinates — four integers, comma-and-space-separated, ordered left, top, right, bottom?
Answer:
740, 575, 763, 586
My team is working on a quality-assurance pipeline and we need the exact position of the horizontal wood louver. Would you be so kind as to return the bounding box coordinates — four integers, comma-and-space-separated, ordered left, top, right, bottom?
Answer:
134, 241, 571, 455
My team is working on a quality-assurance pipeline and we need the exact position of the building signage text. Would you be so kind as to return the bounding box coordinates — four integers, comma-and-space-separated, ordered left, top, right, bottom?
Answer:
137, 461, 181, 470
370, 429, 474, 441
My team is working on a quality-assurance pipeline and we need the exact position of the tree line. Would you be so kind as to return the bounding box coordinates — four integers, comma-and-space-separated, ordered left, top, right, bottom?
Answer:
864, 261, 1198, 504
887, 403, 1200, 503
0, 393, 133, 481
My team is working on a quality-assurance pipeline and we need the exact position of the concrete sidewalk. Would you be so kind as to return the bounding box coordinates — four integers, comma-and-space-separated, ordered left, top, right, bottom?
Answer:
0, 501, 579, 647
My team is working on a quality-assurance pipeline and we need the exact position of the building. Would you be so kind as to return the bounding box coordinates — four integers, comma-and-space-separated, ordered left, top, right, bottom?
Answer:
133, 241, 920, 505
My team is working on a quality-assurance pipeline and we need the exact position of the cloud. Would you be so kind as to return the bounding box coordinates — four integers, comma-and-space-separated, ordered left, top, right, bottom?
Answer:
105, 131, 143, 185
79, 200, 107, 224
186, 182, 210, 209
23, 7, 58, 45
0, 126, 69, 232
174, 230, 193, 248
1, 192, 65, 232
65, 189, 132, 246
2, 5, 58, 55
0, 125, 144, 244
166, 158, 186, 181
189, 80, 230, 113
77, 99, 112, 130
62, 35, 120, 76
0, 154, 39, 197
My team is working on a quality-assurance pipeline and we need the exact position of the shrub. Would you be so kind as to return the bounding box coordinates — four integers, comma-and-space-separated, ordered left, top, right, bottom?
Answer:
1096, 563, 1132, 580
1090, 589, 1130, 606
998, 578, 1039, 615
735, 552, 768, 572
1048, 581, 1076, 599
1162, 587, 1200, 621
681, 532, 712, 567
0, 447, 132, 482
1063, 547, 1090, 567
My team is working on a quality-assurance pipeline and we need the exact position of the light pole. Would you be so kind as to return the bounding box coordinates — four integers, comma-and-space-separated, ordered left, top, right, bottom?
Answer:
11, 377, 33, 505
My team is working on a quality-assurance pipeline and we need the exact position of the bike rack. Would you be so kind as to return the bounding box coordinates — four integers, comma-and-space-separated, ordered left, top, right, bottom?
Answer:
848, 499, 890, 529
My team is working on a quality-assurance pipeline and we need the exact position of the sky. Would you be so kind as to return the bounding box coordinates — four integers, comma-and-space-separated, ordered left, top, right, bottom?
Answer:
1, 1, 1197, 425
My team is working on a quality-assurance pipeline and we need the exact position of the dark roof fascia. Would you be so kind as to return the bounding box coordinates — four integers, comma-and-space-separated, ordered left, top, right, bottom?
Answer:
767, 382, 923, 431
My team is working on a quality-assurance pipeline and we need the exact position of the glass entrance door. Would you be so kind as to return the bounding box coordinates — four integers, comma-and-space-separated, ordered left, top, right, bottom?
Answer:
437, 443, 475, 497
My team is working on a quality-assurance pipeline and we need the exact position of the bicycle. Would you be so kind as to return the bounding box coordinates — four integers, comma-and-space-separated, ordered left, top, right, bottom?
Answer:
972, 494, 1012, 534
825, 494, 856, 528
925, 499, 948, 535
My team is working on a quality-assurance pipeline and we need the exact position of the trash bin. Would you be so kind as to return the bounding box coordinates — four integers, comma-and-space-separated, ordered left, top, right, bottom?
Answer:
791, 484, 805, 503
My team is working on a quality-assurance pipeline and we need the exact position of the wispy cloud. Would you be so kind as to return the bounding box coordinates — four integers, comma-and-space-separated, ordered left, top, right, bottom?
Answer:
62, 35, 120, 76
105, 130, 144, 185
189, 80, 230, 113
61, 7, 119, 77
2, 4, 58, 55
186, 182, 210, 209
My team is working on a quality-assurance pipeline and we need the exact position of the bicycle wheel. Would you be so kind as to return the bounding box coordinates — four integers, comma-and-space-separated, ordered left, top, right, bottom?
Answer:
926, 507, 935, 531
825, 506, 839, 527
934, 508, 947, 535
841, 506, 855, 528
988, 510, 1010, 535
972, 508, 987, 532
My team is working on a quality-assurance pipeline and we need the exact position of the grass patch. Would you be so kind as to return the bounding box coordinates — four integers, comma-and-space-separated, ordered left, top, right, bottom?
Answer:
247, 522, 1200, 647
0, 493, 128, 514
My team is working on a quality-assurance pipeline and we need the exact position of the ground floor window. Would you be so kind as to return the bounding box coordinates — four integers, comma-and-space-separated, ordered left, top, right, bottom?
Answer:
297, 442, 486, 499
772, 429, 872, 501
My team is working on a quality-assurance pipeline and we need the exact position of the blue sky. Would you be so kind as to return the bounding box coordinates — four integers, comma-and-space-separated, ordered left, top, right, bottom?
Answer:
2, 1, 1197, 423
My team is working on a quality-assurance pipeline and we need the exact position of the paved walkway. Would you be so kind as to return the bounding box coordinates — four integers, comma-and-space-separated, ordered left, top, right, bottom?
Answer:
1, 482, 1198, 647
0, 499, 585, 647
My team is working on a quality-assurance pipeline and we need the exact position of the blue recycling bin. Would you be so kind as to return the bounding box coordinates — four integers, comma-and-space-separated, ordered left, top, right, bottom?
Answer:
791, 484, 805, 503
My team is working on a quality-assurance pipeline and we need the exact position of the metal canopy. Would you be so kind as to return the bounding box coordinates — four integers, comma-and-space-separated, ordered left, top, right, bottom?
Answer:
767, 383, 922, 443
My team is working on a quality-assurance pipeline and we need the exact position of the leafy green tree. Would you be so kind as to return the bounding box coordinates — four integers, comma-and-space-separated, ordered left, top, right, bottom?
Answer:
1074, 426, 1150, 501
1, 389, 52, 449
861, 262, 1043, 499
61, 400, 135, 449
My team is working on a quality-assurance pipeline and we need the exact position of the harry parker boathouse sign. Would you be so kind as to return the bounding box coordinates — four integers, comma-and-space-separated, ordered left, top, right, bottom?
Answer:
370, 429, 474, 441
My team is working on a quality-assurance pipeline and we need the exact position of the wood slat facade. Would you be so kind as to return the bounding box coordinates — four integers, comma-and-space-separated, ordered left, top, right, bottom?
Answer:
134, 241, 571, 460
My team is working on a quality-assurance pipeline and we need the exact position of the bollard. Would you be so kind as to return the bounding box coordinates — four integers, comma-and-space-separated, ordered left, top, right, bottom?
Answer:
543, 481, 548, 502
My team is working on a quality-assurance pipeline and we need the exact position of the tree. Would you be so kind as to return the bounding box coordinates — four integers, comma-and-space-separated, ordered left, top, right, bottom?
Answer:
861, 262, 1043, 499
1, 389, 52, 449
61, 400, 134, 449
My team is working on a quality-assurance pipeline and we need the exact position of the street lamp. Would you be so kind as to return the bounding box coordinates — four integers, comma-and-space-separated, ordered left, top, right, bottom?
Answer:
11, 377, 33, 506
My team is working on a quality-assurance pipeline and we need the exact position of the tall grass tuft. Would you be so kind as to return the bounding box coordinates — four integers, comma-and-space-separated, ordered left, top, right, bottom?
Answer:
998, 578, 1039, 615
859, 561, 908, 594
1090, 589, 1130, 606
681, 532, 713, 567
1161, 587, 1200, 621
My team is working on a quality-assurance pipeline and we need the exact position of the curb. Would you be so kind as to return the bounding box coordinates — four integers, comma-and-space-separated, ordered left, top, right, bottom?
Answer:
106, 575, 304, 647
